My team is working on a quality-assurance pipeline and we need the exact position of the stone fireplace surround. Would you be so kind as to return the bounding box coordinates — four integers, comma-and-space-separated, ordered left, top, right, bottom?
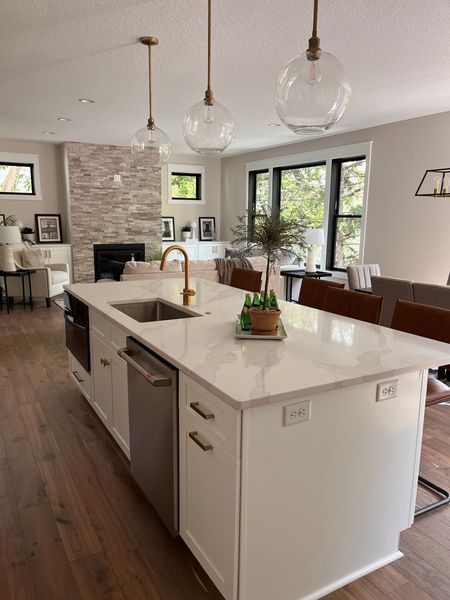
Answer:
65, 141, 161, 283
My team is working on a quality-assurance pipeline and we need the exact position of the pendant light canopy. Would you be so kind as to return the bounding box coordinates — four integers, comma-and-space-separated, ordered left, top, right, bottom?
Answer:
131, 37, 171, 167
183, 0, 234, 155
274, 0, 351, 135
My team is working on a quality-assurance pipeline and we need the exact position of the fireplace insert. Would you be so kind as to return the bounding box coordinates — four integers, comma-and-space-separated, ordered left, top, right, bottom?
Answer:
93, 243, 145, 281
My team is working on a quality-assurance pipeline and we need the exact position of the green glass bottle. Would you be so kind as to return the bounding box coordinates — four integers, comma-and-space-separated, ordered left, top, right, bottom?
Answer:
269, 289, 279, 310
240, 293, 252, 331
252, 292, 260, 308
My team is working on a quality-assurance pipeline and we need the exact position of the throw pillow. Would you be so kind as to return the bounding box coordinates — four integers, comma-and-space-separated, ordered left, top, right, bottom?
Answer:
0, 245, 17, 271
22, 247, 45, 268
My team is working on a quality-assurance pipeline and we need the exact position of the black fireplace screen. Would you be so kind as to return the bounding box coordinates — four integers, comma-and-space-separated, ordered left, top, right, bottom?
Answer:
93, 243, 145, 281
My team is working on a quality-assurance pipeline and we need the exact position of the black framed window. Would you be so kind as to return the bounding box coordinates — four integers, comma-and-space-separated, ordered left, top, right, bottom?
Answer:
171, 172, 201, 201
327, 157, 366, 271
0, 162, 35, 195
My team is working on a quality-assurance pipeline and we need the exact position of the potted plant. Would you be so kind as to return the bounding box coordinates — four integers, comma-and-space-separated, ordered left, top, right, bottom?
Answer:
21, 226, 36, 243
181, 225, 192, 241
231, 207, 306, 334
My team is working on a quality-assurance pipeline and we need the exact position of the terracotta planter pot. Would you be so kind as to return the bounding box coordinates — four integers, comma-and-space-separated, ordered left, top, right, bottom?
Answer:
249, 308, 281, 335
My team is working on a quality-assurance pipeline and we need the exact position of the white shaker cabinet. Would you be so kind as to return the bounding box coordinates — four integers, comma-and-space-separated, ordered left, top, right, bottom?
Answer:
91, 333, 114, 426
162, 241, 229, 261
37, 244, 73, 282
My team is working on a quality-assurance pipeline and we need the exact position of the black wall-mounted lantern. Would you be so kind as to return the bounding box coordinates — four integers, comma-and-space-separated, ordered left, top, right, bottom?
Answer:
415, 168, 450, 197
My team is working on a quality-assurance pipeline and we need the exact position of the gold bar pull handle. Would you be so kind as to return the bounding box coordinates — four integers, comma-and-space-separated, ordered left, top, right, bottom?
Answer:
189, 431, 213, 452
190, 402, 215, 421
72, 371, 84, 383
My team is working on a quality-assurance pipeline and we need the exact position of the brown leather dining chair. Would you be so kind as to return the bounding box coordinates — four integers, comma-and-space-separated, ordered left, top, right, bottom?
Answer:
230, 267, 262, 293
391, 299, 450, 516
297, 278, 345, 310
322, 287, 383, 324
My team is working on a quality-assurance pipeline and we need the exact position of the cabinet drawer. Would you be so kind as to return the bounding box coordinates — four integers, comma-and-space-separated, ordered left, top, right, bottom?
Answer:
180, 373, 241, 458
68, 351, 91, 401
179, 412, 240, 600
90, 309, 110, 340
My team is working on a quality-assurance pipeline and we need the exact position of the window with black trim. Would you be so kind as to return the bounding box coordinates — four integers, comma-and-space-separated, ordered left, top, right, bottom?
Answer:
327, 157, 366, 270
0, 162, 35, 195
171, 172, 201, 201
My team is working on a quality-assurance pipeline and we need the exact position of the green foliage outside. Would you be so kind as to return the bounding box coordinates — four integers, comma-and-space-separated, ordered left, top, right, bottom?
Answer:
0, 165, 33, 193
171, 174, 198, 199
253, 160, 366, 268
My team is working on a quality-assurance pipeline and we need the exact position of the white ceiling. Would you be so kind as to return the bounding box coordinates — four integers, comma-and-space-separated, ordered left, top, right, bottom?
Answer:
1, 0, 449, 156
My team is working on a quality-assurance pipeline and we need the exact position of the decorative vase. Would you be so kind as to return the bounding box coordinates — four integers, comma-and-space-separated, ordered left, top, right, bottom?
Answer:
22, 233, 36, 243
249, 308, 281, 335
182, 231, 191, 241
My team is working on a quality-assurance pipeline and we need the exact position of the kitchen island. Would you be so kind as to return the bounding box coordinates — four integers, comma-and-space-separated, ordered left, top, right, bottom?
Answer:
65, 278, 450, 600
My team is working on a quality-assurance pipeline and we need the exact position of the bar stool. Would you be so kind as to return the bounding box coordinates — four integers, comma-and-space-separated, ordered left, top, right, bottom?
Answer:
297, 278, 345, 310
322, 287, 383, 324
230, 268, 262, 293
391, 299, 450, 516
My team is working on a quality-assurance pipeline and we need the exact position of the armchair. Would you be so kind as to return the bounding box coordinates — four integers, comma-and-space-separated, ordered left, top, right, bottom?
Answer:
1, 243, 70, 307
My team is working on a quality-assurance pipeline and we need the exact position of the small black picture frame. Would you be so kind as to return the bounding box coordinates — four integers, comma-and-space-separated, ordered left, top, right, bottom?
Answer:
199, 217, 216, 241
0, 213, 5, 225
35, 213, 63, 243
162, 216, 175, 241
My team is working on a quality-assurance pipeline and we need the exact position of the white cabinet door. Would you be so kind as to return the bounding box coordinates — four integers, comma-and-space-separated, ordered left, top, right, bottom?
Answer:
38, 245, 73, 282
111, 356, 130, 458
91, 334, 113, 425
179, 412, 240, 600
197, 244, 214, 260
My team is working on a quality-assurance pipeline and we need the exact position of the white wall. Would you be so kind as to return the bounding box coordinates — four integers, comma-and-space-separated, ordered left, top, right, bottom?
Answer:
161, 153, 223, 241
221, 111, 450, 285
0, 140, 67, 239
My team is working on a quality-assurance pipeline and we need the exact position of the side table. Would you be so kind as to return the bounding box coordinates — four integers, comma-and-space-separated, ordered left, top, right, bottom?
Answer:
0, 269, 36, 314
280, 269, 333, 302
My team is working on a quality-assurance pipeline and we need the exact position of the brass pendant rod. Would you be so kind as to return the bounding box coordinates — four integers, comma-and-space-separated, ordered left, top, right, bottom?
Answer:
204, 0, 214, 106
312, 0, 318, 37
140, 36, 158, 129
148, 42, 154, 128
306, 0, 321, 61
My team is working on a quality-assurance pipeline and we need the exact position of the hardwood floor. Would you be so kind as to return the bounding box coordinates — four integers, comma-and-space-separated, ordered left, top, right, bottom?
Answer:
1, 304, 450, 600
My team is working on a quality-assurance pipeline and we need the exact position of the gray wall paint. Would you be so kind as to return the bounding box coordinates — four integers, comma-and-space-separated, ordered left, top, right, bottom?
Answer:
161, 154, 222, 241
221, 111, 450, 284
66, 141, 161, 282
0, 140, 67, 237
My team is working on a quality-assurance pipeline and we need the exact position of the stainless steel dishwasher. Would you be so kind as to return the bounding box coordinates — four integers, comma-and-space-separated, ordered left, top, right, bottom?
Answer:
118, 337, 178, 536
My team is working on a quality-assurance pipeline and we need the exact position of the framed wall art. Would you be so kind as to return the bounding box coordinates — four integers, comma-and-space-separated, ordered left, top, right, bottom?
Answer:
35, 213, 63, 243
199, 217, 216, 241
162, 216, 175, 241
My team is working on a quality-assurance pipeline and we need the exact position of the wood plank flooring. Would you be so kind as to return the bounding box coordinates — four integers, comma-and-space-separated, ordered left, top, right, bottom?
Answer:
1, 303, 450, 600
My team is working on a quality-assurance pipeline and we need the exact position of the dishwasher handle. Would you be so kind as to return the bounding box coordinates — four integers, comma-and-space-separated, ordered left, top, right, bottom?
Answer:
117, 347, 171, 386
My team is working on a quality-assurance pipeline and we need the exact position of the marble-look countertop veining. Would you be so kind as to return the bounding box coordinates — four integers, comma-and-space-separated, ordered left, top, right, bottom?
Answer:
66, 278, 450, 409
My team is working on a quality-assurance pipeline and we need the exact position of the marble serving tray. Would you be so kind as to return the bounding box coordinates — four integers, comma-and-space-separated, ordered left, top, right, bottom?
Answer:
235, 317, 287, 340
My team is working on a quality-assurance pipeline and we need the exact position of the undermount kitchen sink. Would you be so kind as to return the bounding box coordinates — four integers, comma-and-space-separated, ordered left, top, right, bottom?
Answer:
111, 299, 199, 323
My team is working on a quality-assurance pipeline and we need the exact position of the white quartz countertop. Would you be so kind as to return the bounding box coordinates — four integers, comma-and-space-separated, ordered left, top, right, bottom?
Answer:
66, 278, 450, 409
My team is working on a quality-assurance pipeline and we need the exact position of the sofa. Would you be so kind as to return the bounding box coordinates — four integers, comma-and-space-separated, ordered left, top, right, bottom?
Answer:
121, 256, 282, 296
0, 242, 70, 306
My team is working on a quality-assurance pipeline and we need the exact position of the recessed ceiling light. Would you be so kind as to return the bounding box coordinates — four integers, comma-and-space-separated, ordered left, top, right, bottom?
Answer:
267, 122, 281, 127
78, 98, 95, 104
57, 117, 72, 122
43, 131, 55, 135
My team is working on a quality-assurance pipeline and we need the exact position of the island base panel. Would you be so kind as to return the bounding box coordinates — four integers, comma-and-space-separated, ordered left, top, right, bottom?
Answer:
238, 371, 426, 600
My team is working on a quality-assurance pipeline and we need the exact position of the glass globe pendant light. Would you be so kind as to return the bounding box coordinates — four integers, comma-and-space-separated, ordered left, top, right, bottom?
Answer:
274, 0, 351, 135
131, 37, 171, 167
183, 0, 234, 155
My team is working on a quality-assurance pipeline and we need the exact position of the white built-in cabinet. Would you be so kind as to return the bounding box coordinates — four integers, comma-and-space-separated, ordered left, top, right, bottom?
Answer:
37, 244, 73, 282
162, 241, 230, 262
70, 308, 130, 458
179, 374, 241, 600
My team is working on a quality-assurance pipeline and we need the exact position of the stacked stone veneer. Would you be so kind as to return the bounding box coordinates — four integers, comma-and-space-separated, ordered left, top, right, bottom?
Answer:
66, 141, 161, 282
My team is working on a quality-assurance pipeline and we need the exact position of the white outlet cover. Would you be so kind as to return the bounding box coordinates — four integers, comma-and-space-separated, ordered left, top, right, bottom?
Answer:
376, 380, 399, 402
113, 174, 121, 182
283, 400, 311, 426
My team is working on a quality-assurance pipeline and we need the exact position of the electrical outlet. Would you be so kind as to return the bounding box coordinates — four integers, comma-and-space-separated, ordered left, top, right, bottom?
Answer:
113, 174, 121, 182
376, 380, 399, 402
283, 400, 311, 426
